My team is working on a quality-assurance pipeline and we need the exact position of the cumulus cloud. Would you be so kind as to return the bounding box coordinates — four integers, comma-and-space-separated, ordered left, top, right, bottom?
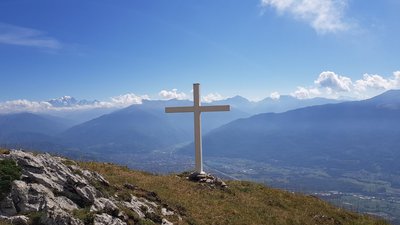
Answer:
202, 93, 226, 103
270, 91, 281, 100
0, 23, 61, 49
291, 86, 321, 99
354, 73, 400, 92
158, 89, 188, 100
291, 70, 400, 99
314, 71, 352, 92
109, 93, 150, 106
261, 0, 350, 33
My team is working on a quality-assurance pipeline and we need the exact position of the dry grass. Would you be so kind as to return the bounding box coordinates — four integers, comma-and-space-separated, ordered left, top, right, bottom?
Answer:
80, 162, 390, 225
0, 148, 10, 155
0, 220, 11, 225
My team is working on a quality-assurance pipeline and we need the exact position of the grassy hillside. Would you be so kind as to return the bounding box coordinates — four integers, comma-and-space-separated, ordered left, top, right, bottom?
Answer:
76, 161, 388, 225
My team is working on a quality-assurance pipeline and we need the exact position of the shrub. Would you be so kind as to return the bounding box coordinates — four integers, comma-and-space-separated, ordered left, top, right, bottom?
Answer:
73, 208, 95, 225
0, 159, 22, 200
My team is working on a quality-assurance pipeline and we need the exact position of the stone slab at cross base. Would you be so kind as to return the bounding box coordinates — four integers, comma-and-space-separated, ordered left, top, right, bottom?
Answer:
187, 172, 228, 188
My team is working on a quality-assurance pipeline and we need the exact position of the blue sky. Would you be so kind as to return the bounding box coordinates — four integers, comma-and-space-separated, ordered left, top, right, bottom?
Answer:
0, 0, 399, 105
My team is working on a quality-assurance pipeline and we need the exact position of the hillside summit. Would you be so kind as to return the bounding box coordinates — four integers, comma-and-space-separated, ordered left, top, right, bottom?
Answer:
0, 149, 389, 225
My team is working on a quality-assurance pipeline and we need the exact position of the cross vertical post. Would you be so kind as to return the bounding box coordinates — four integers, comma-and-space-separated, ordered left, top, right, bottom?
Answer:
165, 83, 230, 174
193, 83, 203, 173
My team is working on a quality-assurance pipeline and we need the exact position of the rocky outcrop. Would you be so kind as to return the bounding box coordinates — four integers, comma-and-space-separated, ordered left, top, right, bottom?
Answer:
0, 150, 177, 225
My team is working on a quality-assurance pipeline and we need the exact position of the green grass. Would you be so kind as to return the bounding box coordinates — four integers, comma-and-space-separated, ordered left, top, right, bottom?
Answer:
80, 162, 390, 225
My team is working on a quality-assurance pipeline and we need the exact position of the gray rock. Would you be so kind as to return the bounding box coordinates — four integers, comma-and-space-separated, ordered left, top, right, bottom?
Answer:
41, 209, 84, 225
1, 150, 180, 225
122, 195, 155, 218
161, 208, 174, 216
0, 195, 17, 216
90, 198, 119, 216
94, 213, 127, 225
0, 215, 29, 225
75, 186, 98, 204
11, 181, 49, 213
47, 196, 79, 212
9, 180, 79, 215
162, 218, 174, 225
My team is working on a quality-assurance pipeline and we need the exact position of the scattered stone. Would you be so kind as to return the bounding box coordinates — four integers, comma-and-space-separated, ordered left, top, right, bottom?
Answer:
122, 195, 153, 218
161, 208, 174, 216
187, 172, 228, 188
123, 183, 136, 190
162, 218, 174, 225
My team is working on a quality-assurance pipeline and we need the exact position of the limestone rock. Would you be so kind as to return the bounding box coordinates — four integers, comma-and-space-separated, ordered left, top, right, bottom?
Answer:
0, 195, 17, 216
91, 198, 119, 216
0, 215, 29, 225
1, 150, 178, 225
94, 213, 126, 225
122, 195, 149, 218
161, 208, 174, 216
162, 218, 174, 225
41, 209, 84, 225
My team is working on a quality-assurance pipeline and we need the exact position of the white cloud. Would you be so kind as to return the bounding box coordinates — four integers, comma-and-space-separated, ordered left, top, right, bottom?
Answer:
0, 93, 149, 114
270, 91, 281, 100
261, 0, 350, 33
291, 70, 400, 99
202, 93, 225, 103
354, 73, 400, 92
291, 86, 321, 99
314, 71, 352, 92
110, 93, 150, 106
0, 100, 53, 113
158, 89, 188, 100
0, 23, 61, 49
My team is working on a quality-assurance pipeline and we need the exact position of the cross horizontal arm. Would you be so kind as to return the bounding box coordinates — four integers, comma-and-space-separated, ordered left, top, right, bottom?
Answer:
165, 106, 195, 113
199, 105, 230, 112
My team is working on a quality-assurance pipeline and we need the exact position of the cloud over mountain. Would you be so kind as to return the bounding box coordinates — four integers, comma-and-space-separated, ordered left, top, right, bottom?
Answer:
0, 93, 149, 114
291, 70, 400, 99
158, 89, 188, 100
314, 71, 352, 92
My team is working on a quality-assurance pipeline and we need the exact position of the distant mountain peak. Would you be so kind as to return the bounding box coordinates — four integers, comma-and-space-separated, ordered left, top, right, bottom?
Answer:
217, 95, 250, 104
47, 96, 99, 107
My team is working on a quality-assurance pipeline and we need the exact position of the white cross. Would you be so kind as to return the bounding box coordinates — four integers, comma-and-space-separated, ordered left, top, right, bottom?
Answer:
165, 83, 230, 174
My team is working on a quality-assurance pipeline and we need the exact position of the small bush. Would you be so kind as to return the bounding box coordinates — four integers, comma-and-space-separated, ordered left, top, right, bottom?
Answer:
0, 159, 22, 200
73, 208, 95, 225
27, 211, 46, 225
137, 218, 155, 225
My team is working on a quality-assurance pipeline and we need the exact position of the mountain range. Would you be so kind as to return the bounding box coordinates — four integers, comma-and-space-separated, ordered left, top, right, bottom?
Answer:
0, 94, 342, 154
1, 90, 400, 222
189, 91, 400, 165
179, 90, 400, 193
